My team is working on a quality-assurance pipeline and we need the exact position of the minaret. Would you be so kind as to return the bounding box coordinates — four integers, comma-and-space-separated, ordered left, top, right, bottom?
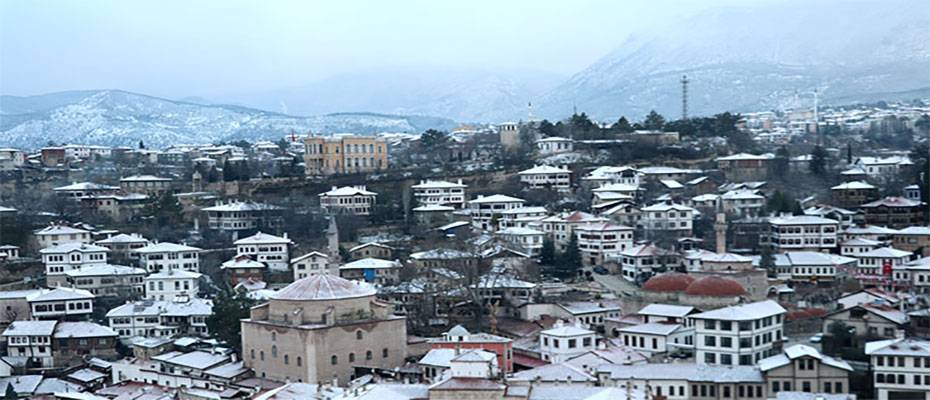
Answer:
192, 170, 203, 192
326, 216, 340, 257
714, 208, 727, 254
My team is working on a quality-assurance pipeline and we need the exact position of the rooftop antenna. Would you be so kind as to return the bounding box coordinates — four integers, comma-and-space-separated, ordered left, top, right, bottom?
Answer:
681, 75, 689, 119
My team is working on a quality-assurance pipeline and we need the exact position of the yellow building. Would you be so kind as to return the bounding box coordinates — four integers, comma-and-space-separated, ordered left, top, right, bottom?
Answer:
303, 136, 389, 176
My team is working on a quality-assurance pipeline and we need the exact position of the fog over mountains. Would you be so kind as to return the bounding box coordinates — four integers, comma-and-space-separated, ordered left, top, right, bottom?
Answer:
1, 0, 928, 148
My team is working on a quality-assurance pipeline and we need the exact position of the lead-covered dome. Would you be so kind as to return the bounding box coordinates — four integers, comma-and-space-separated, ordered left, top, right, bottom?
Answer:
272, 274, 376, 301
643, 273, 695, 292
685, 276, 747, 297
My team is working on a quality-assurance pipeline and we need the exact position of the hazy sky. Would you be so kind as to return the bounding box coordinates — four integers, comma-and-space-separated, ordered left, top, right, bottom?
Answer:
0, 0, 767, 99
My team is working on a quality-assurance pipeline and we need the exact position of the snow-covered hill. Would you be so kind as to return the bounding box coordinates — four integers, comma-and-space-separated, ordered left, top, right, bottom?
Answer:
534, 0, 930, 120
0, 90, 456, 149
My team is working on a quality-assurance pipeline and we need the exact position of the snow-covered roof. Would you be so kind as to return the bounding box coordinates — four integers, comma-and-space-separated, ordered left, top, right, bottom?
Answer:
202, 201, 282, 212
857, 247, 912, 258
758, 344, 852, 372
39, 242, 109, 254
498, 227, 545, 236
134, 242, 201, 253
518, 165, 571, 175
768, 215, 838, 225
575, 222, 632, 232
95, 233, 149, 245
861, 196, 923, 208
475, 274, 535, 289
413, 204, 455, 212
340, 258, 401, 270
865, 337, 930, 356
53, 322, 117, 338
53, 182, 119, 191
895, 226, 930, 235
597, 363, 763, 383
618, 322, 682, 336
27, 287, 95, 303
691, 300, 786, 321
660, 179, 683, 189
204, 361, 250, 379
640, 202, 694, 212
106, 298, 213, 318
468, 194, 525, 204
120, 175, 172, 182
145, 269, 203, 280
831, 181, 876, 190
234, 231, 293, 245
409, 248, 474, 260
155, 350, 229, 370
637, 304, 695, 318
34, 225, 90, 236
64, 264, 147, 277
717, 153, 773, 161
272, 274, 376, 301
418, 348, 458, 368
542, 323, 593, 337
2, 320, 57, 336
221, 256, 266, 270
510, 362, 596, 383
320, 186, 377, 197
411, 180, 467, 189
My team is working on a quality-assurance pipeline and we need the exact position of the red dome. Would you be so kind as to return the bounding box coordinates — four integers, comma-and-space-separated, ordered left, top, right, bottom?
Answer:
685, 276, 747, 297
643, 273, 696, 292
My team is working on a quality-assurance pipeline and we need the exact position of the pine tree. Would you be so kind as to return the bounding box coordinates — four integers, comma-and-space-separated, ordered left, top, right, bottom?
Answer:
612, 116, 634, 133
642, 110, 666, 131
540, 238, 556, 265
205, 290, 256, 350
559, 234, 582, 279
810, 145, 829, 176
3, 383, 14, 400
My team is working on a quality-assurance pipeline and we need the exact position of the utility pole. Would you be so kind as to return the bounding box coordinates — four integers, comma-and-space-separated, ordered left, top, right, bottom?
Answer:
681, 75, 689, 120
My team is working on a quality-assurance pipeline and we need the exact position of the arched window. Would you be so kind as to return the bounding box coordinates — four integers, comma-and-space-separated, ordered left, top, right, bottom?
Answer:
271, 332, 276, 341
366, 351, 372, 361
331, 355, 338, 365
382, 348, 389, 358
297, 357, 302, 366
356, 330, 363, 340
284, 355, 289, 365
260, 351, 264, 361
349, 353, 355, 362
250, 349, 255, 359
272, 345, 277, 358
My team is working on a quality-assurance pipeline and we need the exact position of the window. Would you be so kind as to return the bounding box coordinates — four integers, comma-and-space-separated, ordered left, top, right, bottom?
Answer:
802, 382, 811, 392
382, 348, 389, 358
297, 357, 302, 366
260, 351, 264, 361
272, 345, 277, 358
250, 349, 255, 359
356, 330, 364, 340
284, 355, 289, 365
349, 353, 355, 362
366, 350, 373, 360
331, 355, 338, 365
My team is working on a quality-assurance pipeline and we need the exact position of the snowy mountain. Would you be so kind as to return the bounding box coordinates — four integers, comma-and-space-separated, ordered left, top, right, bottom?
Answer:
223, 66, 564, 123
534, 0, 930, 120
0, 90, 456, 149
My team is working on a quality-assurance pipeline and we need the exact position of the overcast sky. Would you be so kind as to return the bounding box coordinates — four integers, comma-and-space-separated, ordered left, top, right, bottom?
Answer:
0, 0, 771, 99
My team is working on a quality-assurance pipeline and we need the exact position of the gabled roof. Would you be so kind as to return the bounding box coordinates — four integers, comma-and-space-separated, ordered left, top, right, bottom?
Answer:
618, 322, 682, 336
637, 303, 696, 318
857, 247, 912, 258
518, 165, 571, 175
234, 231, 293, 245
319, 186, 378, 197
53, 182, 119, 191
40, 242, 109, 254
861, 196, 923, 208
831, 181, 876, 190
758, 344, 852, 372
691, 300, 786, 321
768, 215, 838, 225
26, 287, 95, 302
1, 320, 57, 336
865, 337, 930, 356
95, 233, 149, 245
468, 194, 525, 204
411, 180, 467, 189
135, 242, 201, 253
34, 225, 90, 236
340, 258, 401, 270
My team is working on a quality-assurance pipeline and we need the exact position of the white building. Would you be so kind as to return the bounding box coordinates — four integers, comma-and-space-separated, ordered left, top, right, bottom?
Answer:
1, 320, 56, 366
539, 321, 597, 363
536, 136, 574, 155
619, 244, 669, 282
854, 156, 912, 178
339, 258, 403, 285
62, 264, 147, 296
496, 227, 545, 256
106, 297, 212, 338
498, 206, 548, 230
840, 238, 882, 256
692, 300, 786, 366
640, 203, 695, 235
27, 287, 95, 321
291, 251, 336, 280
144, 270, 202, 301
766, 216, 839, 252
855, 247, 913, 283
467, 194, 525, 231
135, 242, 202, 273
202, 201, 285, 232
765, 252, 857, 283
34, 225, 92, 248
96, 233, 151, 264
234, 232, 293, 272
411, 179, 467, 208
865, 337, 930, 400
539, 211, 609, 252
618, 322, 693, 356
518, 165, 572, 191
53, 182, 119, 200
582, 166, 642, 187
319, 186, 378, 215
574, 222, 634, 266
720, 190, 765, 217
591, 183, 638, 206
40, 242, 109, 278
119, 175, 173, 195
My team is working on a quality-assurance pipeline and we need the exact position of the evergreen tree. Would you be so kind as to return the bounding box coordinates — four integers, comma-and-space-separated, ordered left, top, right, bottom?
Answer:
420, 129, 449, 149
540, 237, 556, 265
810, 145, 828, 176
642, 110, 666, 130
612, 116, 634, 133
773, 146, 790, 176
759, 247, 775, 276
558, 235, 582, 279
538, 120, 557, 137
222, 160, 238, 181
3, 383, 14, 400
238, 161, 251, 181
138, 140, 145, 149
916, 114, 930, 135
205, 290, 256, 350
